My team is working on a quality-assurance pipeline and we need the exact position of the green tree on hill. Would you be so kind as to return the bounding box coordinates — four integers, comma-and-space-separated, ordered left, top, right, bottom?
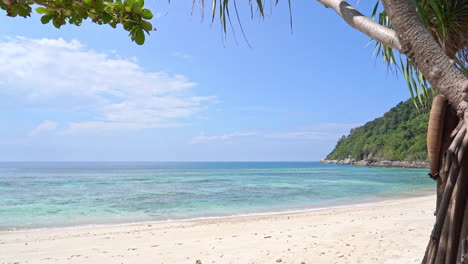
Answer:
327, 98, 430, 161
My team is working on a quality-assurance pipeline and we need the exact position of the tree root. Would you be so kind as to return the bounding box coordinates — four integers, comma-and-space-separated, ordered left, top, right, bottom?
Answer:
446, 165, 468, 264
458, 237, 468, 264
423, 124, 467, 264
458, 202, 468, 262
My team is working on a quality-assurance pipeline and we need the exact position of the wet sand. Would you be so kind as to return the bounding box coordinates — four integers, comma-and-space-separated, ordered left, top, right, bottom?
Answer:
0, 195, 435, 264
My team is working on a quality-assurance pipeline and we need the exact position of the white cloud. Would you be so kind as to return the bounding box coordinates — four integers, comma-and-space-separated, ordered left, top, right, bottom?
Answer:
29, 121, 58, 136
190, 132, 256, 144
0, 37, 214, 134
155, 12, 167, 19
267, 131, 331, 140
173, 51, 192, 61
266, 123, 362, 141
303, 122, 362, 130
189, 123, 360, 145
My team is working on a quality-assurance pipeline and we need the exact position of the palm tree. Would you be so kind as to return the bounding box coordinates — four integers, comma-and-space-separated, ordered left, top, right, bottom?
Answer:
373, 0, 467, 262
208, 1, 467, 263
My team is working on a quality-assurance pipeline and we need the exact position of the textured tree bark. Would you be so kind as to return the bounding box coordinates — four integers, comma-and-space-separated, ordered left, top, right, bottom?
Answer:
422, 125, 467, 264
315, 0, 401, 50
434, 110, 460, 264
434, 213, 450, 264
377, 0, 467, 263
458, 201, 468, 261
437, 110, 459, 214
425, 153, 464, 264
445, 165, 468, 264
380, 0, 466, 115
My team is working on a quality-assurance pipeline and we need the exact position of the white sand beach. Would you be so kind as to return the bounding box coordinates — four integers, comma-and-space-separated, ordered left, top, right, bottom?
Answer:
0, 195, 435, 264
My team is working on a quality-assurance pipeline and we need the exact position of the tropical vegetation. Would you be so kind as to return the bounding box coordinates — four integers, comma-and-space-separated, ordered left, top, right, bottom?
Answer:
326, 98, 429, 162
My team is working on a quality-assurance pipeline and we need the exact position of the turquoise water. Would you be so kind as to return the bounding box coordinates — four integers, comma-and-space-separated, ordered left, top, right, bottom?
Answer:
0, 162, 434, 231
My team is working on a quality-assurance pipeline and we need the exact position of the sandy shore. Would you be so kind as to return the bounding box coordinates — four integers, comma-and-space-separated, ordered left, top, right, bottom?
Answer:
0, 195, 436, 264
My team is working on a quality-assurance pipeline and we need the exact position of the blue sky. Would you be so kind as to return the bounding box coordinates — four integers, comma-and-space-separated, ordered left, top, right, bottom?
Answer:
0, 0, 411, 161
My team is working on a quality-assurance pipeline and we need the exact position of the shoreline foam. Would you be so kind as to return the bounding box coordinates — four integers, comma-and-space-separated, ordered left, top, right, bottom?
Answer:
0, 195, 436, 264
0, 189, 434, 233
0, 189, 435, 233
0, 162, 434, 233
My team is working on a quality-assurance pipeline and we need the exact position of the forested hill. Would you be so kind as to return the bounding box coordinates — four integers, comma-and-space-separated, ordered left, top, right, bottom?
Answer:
326, 99, 429, 162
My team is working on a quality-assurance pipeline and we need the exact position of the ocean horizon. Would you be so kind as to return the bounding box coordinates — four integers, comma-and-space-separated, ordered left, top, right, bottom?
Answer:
0, 161, 434, 231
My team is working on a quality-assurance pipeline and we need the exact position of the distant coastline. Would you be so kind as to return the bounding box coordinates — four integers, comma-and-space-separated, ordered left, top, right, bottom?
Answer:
320, 158, 429, 169
325, 99, 430, 166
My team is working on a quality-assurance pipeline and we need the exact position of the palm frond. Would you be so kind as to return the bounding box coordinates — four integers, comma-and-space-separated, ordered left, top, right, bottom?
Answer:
371, 0, 467, 111
196, 0, 293, 45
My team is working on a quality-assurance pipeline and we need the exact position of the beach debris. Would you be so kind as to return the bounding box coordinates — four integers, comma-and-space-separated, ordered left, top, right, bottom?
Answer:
264, 236, 272, 239
195, 260, 202, 264
276, 258, 282, 262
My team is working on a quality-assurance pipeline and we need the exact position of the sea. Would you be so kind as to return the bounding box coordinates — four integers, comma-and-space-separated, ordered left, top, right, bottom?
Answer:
0, 162, 435, 231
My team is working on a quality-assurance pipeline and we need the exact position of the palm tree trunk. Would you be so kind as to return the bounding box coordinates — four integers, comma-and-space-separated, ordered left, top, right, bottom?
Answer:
313, 0, 467, 261
379, 0, 468, 263
458, 202, 468, 261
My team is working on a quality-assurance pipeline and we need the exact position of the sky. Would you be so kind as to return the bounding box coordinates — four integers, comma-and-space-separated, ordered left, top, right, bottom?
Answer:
0, 0, 412, 161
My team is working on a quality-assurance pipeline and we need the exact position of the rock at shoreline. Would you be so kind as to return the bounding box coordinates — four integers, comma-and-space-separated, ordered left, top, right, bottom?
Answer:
320, 159, 429, 169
